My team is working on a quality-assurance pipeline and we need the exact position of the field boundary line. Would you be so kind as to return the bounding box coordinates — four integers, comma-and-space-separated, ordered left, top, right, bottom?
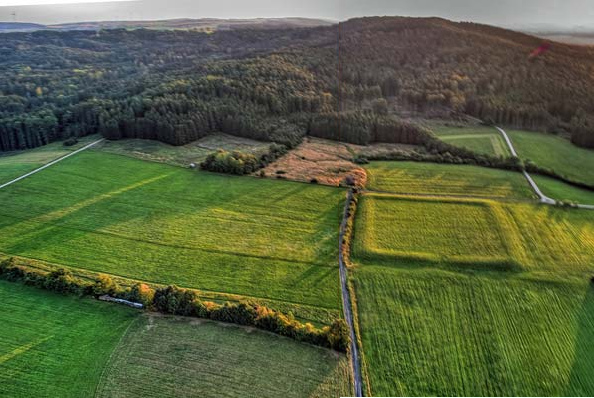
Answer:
0, 138, 104, 190
339, 189, 363, 397
495, 127, 594, 209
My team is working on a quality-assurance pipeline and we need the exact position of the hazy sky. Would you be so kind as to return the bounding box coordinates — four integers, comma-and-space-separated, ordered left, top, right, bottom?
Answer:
0, 0, 592, 29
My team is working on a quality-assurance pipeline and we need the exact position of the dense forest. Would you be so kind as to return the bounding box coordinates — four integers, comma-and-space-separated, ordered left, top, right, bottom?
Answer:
1, 17, 594, 152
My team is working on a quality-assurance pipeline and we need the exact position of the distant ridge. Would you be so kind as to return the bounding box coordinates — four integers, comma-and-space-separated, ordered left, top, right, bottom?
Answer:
0, 17, 334, 33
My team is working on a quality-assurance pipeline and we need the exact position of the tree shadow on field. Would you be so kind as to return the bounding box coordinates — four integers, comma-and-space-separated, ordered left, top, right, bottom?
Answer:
565, 285, 594, 396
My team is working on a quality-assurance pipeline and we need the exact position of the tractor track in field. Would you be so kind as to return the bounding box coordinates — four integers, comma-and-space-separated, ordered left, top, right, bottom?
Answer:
496, 127, 594, 210
0, 139, 105, 190
339, 189, 363, 397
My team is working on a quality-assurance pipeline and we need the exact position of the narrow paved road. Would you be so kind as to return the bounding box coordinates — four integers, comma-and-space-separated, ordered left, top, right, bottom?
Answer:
0, 139, 104, 190
497, 127, 594, 209
339, 189, 363, 397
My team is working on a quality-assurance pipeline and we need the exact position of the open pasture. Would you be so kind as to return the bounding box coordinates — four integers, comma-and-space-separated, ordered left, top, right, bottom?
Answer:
353, 193, 594, 274
506, 129, 594, 186
0, 135, 99, 185
432, 125, 511, 157
97, 315, 351, 398
0, 151, 344, 312
352, 267, 594, 397
364, 161, 534, 199
0, 280, 137, 397
533, 175, 594, 205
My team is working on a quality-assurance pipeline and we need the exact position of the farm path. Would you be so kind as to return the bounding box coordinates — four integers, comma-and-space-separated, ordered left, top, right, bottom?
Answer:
339, 189, 363, 397
496, 127, 594, 209
0, 138, 105, 190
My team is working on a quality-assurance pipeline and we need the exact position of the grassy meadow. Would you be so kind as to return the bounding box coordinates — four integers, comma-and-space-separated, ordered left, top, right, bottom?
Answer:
352, 267, 594, 396
97, 315, 351, 398
354, 193, 594, 274
0, 135, 99, 185
533, 175, 594, 205
0, 151, 344, 313
351, 192, 594, 395
0, 280, 137, 397
364, 161, 534, 199
506, 129, 594, 186
432, 125, 511, 157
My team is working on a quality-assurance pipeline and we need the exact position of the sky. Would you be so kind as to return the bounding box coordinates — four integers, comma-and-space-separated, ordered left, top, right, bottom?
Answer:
0, 0, 592, 30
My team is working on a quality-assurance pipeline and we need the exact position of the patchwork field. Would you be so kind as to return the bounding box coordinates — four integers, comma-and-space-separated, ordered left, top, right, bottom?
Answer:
364, 161, 534, 199
351, 192, 594, 395
0, 135, 99, 185
432, 125, 511, 157
97, 315, 351, 398
506, 129, 594, 186
0, 280, 137, 397
354, 193, 594, 273
0, 151, 344, 314
352, 267, 594, 396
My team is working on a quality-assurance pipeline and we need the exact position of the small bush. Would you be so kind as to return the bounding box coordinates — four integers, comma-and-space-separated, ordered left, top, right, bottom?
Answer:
63, 137, 79, 147
92, 274, 120, 296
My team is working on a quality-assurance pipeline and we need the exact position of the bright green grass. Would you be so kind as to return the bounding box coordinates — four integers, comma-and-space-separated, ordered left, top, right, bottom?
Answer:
0, 280, 137, 397
354, 194, 594, 274
507, 129, 594, 186
0, 151, 344, 310
533, 175, 594, 205
433, 125, 511, 157
0, 135, 100, 185
97, 315, 351, 398
352, 267, 594, 396
364, 161, 534, 199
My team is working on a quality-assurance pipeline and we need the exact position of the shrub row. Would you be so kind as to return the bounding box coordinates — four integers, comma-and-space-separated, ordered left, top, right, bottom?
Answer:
0, 258, 348, 352
200, 143, 287, 175
340, 189, 358, 269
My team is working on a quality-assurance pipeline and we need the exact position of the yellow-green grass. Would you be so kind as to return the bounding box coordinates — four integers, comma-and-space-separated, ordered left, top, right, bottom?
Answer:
364, 161, 534, 199
506, 129, 594, 186
432, 125, 511, 157
352, 267, 594, 396
96, 133, 270, 168
354, 194, 594, 275
0, 135, 100, 184
97, 314, 351, 398
533, 175, 594, 205
0, 280, 138, 397
0, 151, 344, 312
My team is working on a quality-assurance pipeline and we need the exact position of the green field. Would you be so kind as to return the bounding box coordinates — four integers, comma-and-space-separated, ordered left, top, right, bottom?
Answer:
353, 267, 594, 396
0, 135, 99, 185
364, 161, 534, 199
432, 125, 511, 157
351, 193, 594, 395
354, 194, 594, 273
533, 175, 594, 205
97, 315, 351, 398
506, 130, 594, 186
0, 151, 344, 314
0, 280, 137, 397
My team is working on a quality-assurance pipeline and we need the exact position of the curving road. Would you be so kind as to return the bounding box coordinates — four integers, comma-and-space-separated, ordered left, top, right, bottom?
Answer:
339, 189, 363, 397
496, 127, 594, 209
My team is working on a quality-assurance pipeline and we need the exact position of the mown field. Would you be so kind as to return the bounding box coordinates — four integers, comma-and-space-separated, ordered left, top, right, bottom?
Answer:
0, 151, 344, 314
0, 135, 99, 185
352, 267, 594, 396
0, 280, 137, 397
354, 194, 594, 274
432, 125, 511, 157
506, 129, 594, 186
364, 161, 534, 199
533, 175, 594, 205
97, 315, 351, 398
351, 193, 594, 396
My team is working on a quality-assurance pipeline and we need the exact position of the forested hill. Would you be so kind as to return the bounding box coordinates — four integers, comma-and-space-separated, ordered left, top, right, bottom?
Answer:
339, 17, 594, 147
1, 16, 594, 153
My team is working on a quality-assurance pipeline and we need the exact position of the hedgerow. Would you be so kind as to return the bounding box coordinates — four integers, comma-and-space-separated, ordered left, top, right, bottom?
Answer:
201, 143, 288, 175
0, 258, 348, 352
